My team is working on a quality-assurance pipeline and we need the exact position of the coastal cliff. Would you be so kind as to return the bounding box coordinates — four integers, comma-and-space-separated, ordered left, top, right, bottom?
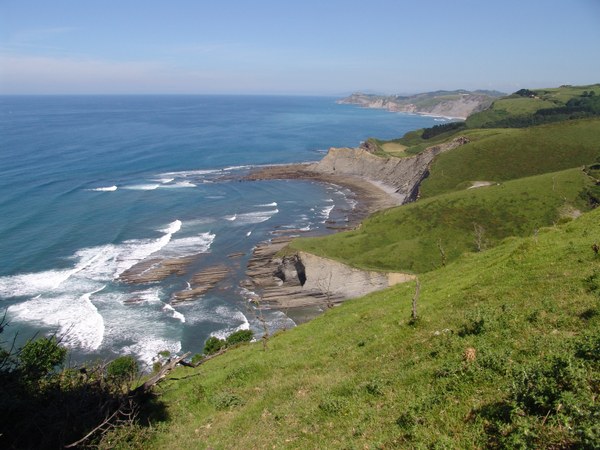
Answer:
338, 90, 503, 119
311, 136, 470, 203
243, 137, 469, 308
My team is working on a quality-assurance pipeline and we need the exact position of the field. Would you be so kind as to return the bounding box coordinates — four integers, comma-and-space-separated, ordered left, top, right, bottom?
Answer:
420, 118, 600, 198
289, 168, 594, 273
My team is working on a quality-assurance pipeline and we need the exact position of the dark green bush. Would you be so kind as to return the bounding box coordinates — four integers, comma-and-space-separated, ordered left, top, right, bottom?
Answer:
203, 336, 225, 355
19, 336, 67, 378
106, 355, 138, 383
225, 329, 253, 346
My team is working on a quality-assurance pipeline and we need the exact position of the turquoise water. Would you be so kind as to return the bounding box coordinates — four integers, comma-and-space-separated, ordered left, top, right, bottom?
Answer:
0, 95, 438, 366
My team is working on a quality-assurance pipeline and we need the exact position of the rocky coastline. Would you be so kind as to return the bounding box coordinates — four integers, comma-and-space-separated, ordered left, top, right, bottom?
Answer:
237, 137, 470, 312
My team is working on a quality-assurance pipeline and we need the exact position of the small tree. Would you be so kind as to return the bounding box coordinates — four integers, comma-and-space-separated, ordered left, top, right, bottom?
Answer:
19, 336, 67, 379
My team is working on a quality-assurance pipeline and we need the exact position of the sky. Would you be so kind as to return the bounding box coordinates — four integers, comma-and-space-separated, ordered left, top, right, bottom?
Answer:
0, 0, 599, 95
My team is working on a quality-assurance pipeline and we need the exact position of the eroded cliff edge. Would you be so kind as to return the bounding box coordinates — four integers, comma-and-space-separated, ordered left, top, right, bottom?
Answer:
311, 136, 470, 204
242, 136, 470, 310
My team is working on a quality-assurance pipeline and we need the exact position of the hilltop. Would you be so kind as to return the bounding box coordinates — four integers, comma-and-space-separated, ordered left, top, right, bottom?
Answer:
338, 89, 504, 119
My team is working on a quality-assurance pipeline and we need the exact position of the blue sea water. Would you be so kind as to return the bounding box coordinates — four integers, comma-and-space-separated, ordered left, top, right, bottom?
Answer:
0, 95, 438, 366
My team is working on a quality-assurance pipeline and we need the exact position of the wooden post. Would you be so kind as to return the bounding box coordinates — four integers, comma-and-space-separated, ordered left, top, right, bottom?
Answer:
412, 278, 420, 321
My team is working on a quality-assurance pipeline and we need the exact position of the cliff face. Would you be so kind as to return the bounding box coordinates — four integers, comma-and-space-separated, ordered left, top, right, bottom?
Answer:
338, 90, 502, 119
311, 136, 469, 204
299, 252, 415, 299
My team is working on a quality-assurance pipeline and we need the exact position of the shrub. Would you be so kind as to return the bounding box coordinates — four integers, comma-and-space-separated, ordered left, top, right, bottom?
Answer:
225, 329, 253, 346
106, 355, 138, 383
19, 336, 67, 379
203, 336, 225, 355
213, 391, 244, 410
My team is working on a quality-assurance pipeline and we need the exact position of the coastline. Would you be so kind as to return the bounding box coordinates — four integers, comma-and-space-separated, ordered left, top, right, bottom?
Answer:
236, 162, 407, 319
241, 163, 402, 227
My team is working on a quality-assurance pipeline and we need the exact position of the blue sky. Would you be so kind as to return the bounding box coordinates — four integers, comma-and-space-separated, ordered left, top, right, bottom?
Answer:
1, 0, 599, 95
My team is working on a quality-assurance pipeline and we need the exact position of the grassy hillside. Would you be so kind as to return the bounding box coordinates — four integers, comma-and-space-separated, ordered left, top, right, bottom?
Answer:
111, 207, 600, 449
288, 168, 595, 273
466, 83, 600, 128
419, 118, 600, 198
385, 84, 600, 158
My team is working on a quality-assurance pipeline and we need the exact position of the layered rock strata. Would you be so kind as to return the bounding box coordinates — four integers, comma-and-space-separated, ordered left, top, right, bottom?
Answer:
242, 137, 469, 308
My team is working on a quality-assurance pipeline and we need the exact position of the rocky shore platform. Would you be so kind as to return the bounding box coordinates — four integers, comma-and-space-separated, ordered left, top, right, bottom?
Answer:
237, 160, 413, 311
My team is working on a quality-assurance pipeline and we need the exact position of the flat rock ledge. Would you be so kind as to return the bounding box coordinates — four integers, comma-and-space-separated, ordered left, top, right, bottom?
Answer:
171, 264, 230, 304
119, 256, 197, 284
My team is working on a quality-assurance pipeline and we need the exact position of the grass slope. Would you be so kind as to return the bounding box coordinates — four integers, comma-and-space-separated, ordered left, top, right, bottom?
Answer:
466, 83, 600, 128
114, 207, 600, 449
419, 119, 600, 199
289, 168, 593, 273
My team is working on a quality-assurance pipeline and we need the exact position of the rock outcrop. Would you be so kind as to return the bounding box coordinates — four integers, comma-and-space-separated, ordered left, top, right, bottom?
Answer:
242, 246, 414, 309
311, 136, 470, 204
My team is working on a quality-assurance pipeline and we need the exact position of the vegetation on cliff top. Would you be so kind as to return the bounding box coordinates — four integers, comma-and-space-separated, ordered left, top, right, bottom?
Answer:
290, 167, 596, 273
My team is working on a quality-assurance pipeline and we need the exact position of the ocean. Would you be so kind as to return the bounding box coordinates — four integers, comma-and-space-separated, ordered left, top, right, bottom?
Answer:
0, 95, 439, 367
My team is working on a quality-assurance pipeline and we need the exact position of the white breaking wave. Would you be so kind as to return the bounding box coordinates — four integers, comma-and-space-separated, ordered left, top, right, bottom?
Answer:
157, 232, 216, 259
113, 220, 182, 277
159, 181, 197, 189
224, 214, 237, 221
122, 338, 182, 367
123, 184, 160, 191
159, 168, 222, 178
90, 185, 117, 192
257, 202, 277, 207
163, 303, 186, 323
235, 209, 278, 225
320, 205, 335, 221
8, 285, 106, 351
222, 164, 253, 172
1, 220, 188, 353
210, 307, 250, 340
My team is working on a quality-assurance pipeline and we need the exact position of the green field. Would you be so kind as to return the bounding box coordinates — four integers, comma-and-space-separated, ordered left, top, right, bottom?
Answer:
420, 118, 600, 198
289, 168, 595, 273
112, 206, 600, 449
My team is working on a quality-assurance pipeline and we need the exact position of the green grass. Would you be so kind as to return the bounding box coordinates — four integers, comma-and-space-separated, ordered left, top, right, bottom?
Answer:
466, 84, 600, 128
420, 118, 600, 198
288, 168, 594, 273
108, 206, 600, 449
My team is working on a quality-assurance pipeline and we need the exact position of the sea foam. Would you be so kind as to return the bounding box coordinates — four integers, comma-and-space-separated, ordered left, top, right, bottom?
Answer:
90, 185, 118, 192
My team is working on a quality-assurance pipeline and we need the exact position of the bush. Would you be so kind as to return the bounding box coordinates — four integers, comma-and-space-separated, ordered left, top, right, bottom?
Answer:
203, 336, 225, 355
106, 355, 138, 383
213, 391, 244, 410
19, 336, 67, 378
225, 329, 253, 346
